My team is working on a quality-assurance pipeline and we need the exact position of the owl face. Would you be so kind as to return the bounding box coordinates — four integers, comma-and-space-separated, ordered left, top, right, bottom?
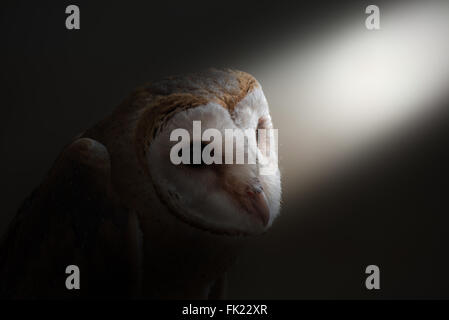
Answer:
146, 77, 281, 236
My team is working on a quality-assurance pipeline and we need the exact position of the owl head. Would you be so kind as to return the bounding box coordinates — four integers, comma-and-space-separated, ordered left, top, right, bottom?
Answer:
135, 69, 281, 236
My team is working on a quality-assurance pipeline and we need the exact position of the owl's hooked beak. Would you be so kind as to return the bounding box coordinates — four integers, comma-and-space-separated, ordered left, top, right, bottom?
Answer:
243, 182, 270, 227
223, 166, 271, 229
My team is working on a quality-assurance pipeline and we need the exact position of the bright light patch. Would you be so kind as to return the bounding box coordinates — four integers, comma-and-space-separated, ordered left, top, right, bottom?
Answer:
253, 2, 449, 194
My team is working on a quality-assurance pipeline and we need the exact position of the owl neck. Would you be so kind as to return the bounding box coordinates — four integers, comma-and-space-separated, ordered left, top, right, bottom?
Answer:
136, 204, 246, 299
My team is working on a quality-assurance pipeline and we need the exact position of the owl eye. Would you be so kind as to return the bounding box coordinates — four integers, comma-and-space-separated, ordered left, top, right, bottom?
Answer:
256, 117, 267, 145
177, 142, 212, 167
189, 141, 210, 167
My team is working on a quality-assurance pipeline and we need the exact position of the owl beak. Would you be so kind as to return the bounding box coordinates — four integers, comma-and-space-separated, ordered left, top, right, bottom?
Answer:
245, 185, 270, 227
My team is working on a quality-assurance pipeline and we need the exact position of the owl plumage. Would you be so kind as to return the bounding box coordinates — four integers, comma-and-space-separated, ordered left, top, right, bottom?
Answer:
0, 69, 281, 299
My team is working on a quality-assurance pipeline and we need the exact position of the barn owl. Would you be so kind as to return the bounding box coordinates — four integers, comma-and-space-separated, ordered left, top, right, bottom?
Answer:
0, 69, 281, 299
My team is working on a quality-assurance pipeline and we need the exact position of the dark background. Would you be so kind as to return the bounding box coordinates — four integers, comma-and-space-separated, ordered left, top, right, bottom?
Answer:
1, 0, 449, 299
